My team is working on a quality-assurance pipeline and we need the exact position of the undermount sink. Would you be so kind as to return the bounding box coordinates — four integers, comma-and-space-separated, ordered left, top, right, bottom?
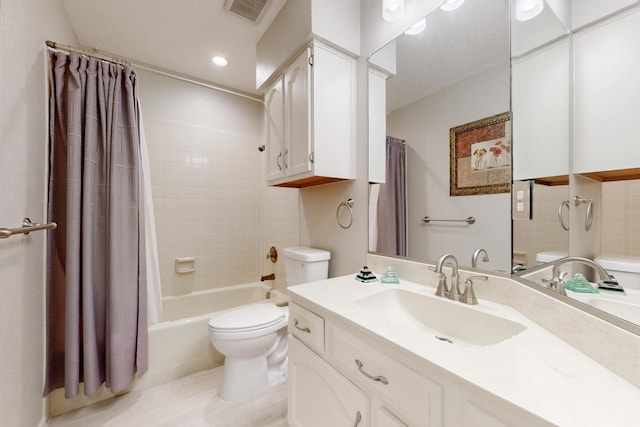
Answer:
354, 289, 527, 347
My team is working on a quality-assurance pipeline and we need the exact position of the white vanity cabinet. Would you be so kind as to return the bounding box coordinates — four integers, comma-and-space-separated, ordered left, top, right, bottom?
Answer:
264, 40, 356, 188
288, 298, 554, 427
288, 337, 369, 427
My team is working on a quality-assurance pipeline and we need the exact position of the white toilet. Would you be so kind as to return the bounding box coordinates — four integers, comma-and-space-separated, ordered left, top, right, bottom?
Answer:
208, 246, 330, 401
595, 255, 640, 290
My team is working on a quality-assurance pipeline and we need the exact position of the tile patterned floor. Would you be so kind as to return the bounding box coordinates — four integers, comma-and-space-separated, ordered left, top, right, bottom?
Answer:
46, 367, 288, 427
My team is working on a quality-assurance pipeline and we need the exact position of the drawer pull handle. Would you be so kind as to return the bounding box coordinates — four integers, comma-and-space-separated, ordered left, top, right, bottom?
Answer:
354, 410, 362, 426
294, 319, 311, 333
355, 359, 389, 385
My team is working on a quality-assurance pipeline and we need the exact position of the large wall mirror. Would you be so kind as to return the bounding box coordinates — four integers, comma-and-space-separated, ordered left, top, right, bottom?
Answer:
368, 0, 512, 272
369, 0, 640, 334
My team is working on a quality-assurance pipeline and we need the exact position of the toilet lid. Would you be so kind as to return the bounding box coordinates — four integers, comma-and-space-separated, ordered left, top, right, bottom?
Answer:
208, 303, 286, 332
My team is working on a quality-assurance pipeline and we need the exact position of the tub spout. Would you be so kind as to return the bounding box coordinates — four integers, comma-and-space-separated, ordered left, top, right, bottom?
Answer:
261, 273, 276, 281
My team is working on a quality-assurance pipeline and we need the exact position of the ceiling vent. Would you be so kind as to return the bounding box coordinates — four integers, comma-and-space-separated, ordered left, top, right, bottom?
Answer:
223, 0, 273, 24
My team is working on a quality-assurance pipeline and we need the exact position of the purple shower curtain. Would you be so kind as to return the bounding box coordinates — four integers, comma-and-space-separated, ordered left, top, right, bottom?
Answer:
376, 137, 407, 256
45, 51, 148, 398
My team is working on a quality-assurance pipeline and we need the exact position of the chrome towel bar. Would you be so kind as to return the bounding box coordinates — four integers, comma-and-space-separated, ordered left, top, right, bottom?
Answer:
0, 218, 57, 239
422, 216, 475, 224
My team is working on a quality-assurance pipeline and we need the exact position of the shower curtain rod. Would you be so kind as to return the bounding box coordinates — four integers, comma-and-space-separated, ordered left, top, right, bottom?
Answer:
46, 40, 263, 104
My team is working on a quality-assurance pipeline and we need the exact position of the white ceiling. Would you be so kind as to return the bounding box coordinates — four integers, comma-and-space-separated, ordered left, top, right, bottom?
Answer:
62, 0, 509, 104
385, 0, 509, 113
62, 0, 287, 96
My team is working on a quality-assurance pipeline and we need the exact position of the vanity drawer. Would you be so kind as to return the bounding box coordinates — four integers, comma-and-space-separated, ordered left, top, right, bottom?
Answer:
327, 323, 443, 427
289, 303, 325, 354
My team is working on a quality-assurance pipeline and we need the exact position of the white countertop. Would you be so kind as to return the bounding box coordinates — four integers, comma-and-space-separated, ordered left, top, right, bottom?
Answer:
288, 275, 640, 427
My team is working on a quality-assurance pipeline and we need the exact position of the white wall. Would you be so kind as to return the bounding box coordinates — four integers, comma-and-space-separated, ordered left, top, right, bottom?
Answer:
137, 70, 299, 295
0, 1, 77, 425
387, 64, 512, 271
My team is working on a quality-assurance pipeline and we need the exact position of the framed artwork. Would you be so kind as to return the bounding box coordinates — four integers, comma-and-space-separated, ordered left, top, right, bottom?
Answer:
450, 112, 511, 196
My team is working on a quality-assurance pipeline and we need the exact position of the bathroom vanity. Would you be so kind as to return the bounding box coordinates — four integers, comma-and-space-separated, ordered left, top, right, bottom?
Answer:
287, 266, 640, 426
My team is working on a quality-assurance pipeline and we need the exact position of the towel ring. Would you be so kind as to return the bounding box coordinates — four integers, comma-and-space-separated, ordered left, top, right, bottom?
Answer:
337, 198, 354, 229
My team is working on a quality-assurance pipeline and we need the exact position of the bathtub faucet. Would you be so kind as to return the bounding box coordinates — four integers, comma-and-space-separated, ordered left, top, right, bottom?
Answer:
261, 273, 276, 281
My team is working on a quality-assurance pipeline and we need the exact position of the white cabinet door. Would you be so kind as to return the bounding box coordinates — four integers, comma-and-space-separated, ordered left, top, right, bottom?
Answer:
375, 407, 407, 427
265, 76, 285, 182
574, 9, 640, 174
512, 38, 570, 181
288, 336, 369, 427
368, 68, 388, 184
284, 47, 312, 179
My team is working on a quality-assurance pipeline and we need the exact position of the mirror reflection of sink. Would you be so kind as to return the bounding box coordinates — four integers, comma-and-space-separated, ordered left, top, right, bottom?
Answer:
567, 289, 640, 325
353, 289, 526, 347
583, 298, 640, 324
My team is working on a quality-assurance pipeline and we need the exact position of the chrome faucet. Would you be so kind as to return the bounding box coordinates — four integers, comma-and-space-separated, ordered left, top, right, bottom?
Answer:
550, 256, 615, 295
471, 248, 490, 268
460, 275, 488, 305
434, 254, 461, 300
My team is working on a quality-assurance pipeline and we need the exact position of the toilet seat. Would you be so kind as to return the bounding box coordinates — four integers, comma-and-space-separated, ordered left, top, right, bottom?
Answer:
208, 303, 287, 333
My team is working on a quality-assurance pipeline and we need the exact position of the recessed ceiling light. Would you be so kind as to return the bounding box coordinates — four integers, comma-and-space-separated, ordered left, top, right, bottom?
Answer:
440, 0, 465, 11
212, 56, 228, 67
515, 0, 544, 21
382, 0, 405, 22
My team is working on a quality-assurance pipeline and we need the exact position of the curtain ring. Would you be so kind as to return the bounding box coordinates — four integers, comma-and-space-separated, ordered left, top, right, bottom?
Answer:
337, 198, 354, 229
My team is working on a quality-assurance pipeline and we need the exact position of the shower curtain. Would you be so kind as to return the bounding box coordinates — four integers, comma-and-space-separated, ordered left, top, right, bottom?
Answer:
45, 50, 150, 398
376, 137, 407, 257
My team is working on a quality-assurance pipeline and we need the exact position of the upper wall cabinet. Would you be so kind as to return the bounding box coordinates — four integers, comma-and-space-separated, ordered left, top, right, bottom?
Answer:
572, 0, 638, 29
512, 38, 570, 182
256, 0, 360, 91
264, 41, 356, 188
574, 8, 640, 176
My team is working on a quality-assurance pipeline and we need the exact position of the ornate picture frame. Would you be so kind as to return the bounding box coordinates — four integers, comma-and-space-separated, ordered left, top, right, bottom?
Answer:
450, 112, 511, 196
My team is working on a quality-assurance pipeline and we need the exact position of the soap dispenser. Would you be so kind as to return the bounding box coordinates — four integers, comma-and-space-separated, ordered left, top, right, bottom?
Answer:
380, 266, 400, 284
355, 266, 378, 283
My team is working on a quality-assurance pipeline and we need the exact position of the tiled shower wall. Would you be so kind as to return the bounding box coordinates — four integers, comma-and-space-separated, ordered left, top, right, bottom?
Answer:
601, 179, 640, 257
513, 180, 640, 268
145, 117, 298, 297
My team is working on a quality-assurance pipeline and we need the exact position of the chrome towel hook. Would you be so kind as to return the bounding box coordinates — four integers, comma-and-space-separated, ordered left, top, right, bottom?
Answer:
337, 198, 354, 229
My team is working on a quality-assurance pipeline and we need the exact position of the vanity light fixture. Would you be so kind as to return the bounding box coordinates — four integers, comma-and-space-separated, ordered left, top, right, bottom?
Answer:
515, 0, 544, 21
212, 56, 228, 67
440, 0, 465, 11
382, 0, 404, 22
404, 18, 427, 35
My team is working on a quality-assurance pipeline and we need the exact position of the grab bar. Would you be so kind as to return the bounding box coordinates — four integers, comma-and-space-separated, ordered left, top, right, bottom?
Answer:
422, 216, 475, 224
0, 218, 57, 239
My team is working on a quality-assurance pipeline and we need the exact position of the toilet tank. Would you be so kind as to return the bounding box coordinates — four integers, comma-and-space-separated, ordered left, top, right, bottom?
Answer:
283, 247, 331, 286
595, 256, 640, 290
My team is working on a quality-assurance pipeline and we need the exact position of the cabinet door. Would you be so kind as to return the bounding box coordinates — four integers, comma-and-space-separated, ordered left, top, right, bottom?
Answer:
265, 76, 285, 182
284, 47, 312, 178
574, 9, 640, 174
288, 336, 369, 427
375, 407, 407, 427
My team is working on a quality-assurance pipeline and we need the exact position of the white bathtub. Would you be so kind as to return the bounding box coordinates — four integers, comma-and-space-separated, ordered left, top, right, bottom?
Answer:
48, 282, 287, 416
142, 282, 288, 390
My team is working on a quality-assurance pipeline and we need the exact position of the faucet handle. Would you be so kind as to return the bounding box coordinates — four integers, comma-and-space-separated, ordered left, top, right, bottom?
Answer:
460, 275, 488, 305
435, 272, 449, 298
